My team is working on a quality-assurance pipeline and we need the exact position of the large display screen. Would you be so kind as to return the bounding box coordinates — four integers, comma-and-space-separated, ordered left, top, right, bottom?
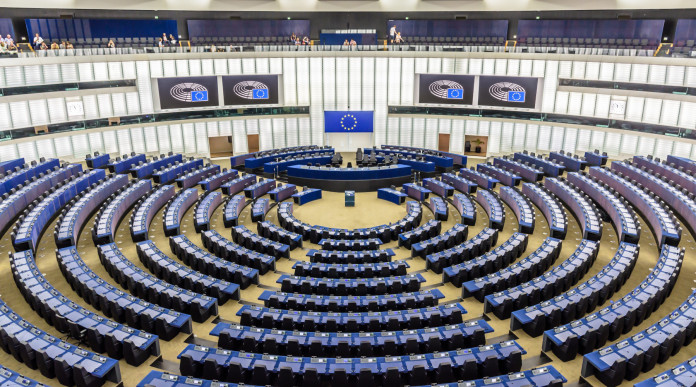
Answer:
222, 75, 280, 106
324, 111, 374, 133
417, 74, 475, 105
157, 76, 220, 110
477, 76, 539, 109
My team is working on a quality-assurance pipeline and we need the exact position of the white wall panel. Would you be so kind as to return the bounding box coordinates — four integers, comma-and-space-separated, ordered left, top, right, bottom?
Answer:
625, 97, 645, 122
272, 117, 286, 149
614, 63, 631, 83
584, 62, 600, 80
400, 57, 414, 106
454, 58, 468, 74
620, 134, 638, 155
541, 61, 557, 112
143, 126, 158, 153
361, 57, 375, 110
562, 127, 577, 153
637, 136, 655, 156
399, 117, 412, 146
182, 123, 198, 154
666, 66, 685, 86
130, 127, 145, 154
648, 65, 666, 85
156, 125, 172, 153
169, 124, 185, 153
603, 132, 621, 156
580, 93, 596, 117
507, 59, 520, 76
558, 61, 572, 79
468, 58, 482, 75
599, 62, 615, 81
258, 119, 272, 150
116, 129, 133, 155
412, 117, 425, 148
60, 63, 78, 83
108, 62, 124, 80
660, 100, 680, 127
525, 124, 538, 150
285, 118, 299, 148
594, 94, 611, 118
175, 60, 189, 76
322, 57, 336, 110
335, 57, 349, 110
629, 63, 648, 83
17, 142, 38, 161
348, 58, 363, 110
449, 119, 465, 153
494, 59, 507, 75
519, 60, 533, 77
42, 64, 61, 84
188, 60, 201, 76
424, 118, 438, 149
679, 101, 696, 129
283, 57, 297, 106
571, 61, 586, 79
296, 57, 311, 106
232, 120, 248, 154
9, 101, 30, 128
387, 58, 401, 105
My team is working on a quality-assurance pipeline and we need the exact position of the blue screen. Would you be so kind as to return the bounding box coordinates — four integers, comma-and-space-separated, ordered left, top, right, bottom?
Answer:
324, 111, 374, 133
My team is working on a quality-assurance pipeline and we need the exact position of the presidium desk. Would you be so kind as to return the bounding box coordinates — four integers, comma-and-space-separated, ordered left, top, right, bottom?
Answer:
286, 164, 413, 192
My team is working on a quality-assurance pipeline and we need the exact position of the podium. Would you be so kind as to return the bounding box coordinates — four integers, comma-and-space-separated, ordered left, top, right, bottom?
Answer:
345, 190, 355, 207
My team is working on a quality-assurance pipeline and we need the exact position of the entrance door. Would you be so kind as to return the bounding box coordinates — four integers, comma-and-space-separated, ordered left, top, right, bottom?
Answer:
247, 134, 260, 153
208, 136, 233, 158
438, 133, 450, 152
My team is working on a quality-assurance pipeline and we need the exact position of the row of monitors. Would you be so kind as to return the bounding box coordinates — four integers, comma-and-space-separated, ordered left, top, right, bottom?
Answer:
158, 74, 539, 111
156, 75, 280, 110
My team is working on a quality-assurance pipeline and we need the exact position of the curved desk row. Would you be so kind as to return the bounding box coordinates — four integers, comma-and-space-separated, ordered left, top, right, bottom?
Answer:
287, 164, 412, 192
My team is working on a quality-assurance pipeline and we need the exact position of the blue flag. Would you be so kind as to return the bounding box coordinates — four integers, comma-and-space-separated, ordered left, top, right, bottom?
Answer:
324, 111, 374, 133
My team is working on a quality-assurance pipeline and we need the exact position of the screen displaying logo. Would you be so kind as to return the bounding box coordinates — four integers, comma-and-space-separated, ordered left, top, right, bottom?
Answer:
170, 82, 209, 102
233, 80, 270, 100
477, 76, 538, 109
324, 111, 374, 133
418, 74, 475, 105
489, 82, 526, 102
222, 75, 279, 105
157, 76, 220, 110
429, 80, 464, 99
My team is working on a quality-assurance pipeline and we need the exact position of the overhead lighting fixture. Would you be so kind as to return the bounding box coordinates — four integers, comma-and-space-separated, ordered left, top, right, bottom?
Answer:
405, 17, 409, 20
536, 16, 540, 20
155, 15, 159, 19
287, 17, 291, 20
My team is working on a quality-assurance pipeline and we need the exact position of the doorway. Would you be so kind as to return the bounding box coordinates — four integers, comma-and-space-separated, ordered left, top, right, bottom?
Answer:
208, 136, 233, 158
247, 134, 260, 153
438, 133, 450, 152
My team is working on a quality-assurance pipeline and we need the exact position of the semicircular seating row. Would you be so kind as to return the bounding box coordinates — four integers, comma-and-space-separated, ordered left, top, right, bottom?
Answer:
0, 146, 692, 387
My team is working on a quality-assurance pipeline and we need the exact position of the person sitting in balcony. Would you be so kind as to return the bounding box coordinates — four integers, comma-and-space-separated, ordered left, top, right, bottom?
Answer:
65, 41, 74, 49
107, 39, 116, 48
162, 33, 169, 45
302, 36, 310, 45
169, 34, 177, 45
395, 32, 404, 44
50, 41, 59, 49
343, 39, 349, 46
40, 41, 48, 50
3, 35, 16, 50
32, 33, 44, 49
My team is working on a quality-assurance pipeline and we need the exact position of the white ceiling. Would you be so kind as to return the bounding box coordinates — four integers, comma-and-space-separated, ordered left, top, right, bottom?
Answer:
2, 0, 696, 12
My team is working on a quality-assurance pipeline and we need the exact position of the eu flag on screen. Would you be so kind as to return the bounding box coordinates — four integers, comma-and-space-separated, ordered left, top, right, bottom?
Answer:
191, 90, 208, 102
507, 91, 525, 102
324, 111, 374, 133
252, 89, 269, 99
447, 88, 464, 99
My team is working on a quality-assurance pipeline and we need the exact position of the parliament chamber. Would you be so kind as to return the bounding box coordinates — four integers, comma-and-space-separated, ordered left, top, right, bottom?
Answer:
2, 2, 696, 386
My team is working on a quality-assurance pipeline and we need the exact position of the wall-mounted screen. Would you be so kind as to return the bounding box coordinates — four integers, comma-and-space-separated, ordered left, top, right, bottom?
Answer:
477, 76, 539, 109
157, 76, 220, 110
222, 75, 280, 106
324, 111, 374, 133
417, 74, 475, 105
